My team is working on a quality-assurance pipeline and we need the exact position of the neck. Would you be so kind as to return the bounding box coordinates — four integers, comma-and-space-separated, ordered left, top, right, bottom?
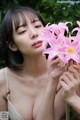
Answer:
22, 54, 48, 77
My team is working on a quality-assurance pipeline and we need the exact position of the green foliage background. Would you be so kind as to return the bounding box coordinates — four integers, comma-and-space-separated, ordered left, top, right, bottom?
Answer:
1, 0, 80, 24
0, 0, 80, 119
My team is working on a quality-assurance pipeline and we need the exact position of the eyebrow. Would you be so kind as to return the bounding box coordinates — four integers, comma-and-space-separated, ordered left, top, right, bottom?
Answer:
32, 19, 40, 23
16, 19, 40, 31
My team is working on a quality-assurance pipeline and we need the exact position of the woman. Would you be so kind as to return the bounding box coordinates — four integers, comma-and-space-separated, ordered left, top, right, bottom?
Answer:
0, 6, 65, 120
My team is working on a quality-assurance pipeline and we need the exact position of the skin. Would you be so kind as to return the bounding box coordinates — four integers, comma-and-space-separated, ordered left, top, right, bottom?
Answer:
0, 14, 65, 120
60, 65, 80, 119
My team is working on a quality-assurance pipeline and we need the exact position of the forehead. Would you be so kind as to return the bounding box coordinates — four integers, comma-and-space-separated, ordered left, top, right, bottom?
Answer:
12, 11, 40, 30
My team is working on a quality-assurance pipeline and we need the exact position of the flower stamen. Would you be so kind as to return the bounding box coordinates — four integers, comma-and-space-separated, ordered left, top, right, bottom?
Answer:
67, 48, 73, 54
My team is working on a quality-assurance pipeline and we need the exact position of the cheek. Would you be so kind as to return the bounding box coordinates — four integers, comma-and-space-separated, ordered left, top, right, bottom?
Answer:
13, 33, 32, 53
38, 27, 44, 34
16, 40, 30, 49
14, 35, 29, 47
14, 39, 32, 53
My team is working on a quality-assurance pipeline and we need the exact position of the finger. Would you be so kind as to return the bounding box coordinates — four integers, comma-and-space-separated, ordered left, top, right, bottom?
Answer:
68, 60, 77, 66
51, 67, 62, 79
73, 65, 80, 72
59, 80, 68, 90
64, 72, 77, 83
50, 57, 60, 65
48, 58, 60, 70
73, 61, 77, 65
68, 67, 79, 80
69, 65, 79, 71
68, 59, 74, 66
52, 56, 58, 60
60, 74, 70, 84
60, 74, 74, 87
64, 72, 79, 87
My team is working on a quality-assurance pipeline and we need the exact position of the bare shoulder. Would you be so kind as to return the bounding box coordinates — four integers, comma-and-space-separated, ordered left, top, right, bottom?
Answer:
0, 67, 8, 111
0, 68, 6, 86
0, 67, 7, 96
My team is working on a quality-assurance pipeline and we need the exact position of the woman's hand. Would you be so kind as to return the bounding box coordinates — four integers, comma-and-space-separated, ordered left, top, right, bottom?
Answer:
48, 56, 63, 82
59, 65, 80, 103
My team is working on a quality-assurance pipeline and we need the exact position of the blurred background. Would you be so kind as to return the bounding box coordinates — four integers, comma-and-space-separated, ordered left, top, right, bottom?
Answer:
0, 0, 80, 119
0, 0, 80, 25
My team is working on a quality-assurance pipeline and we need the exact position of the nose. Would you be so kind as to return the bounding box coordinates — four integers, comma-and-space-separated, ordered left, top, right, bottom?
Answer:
30, 27, 38, 39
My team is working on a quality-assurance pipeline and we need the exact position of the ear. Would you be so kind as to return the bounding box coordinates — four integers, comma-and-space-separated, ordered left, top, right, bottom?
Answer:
9, 42, 18, 51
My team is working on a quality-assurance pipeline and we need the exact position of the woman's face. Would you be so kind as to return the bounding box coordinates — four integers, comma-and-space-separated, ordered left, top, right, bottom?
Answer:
12, 14, 44, 56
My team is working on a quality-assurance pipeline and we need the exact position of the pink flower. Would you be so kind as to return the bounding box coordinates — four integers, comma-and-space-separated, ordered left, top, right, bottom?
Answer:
72, 21, 80, 47
42, 34, 64, 61
47, 22, 70, 36
37, 23, 55, 49
72, 21, 80, 37
37, 22, 70, 49
38, 21, 80, 64
59, 37, 80, 63
77, 21, 80, 27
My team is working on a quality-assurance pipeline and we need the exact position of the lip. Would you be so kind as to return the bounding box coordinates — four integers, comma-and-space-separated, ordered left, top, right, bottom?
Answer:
32, 41, 42, 48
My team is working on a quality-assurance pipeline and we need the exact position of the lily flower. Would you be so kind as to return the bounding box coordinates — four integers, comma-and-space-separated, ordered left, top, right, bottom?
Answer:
38, 21, 80, 65
37, 22, 71, 49
37, 23, 56, 49
42, 34, 64, 61
48, 22, 70, 36
72, 21, 80, 37
72, 21, 80, 47
59, 36, 80, 64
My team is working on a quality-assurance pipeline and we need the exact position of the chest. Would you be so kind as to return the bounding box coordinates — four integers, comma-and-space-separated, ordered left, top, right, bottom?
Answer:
8, 74, 48, 120
11, 92, 44, 120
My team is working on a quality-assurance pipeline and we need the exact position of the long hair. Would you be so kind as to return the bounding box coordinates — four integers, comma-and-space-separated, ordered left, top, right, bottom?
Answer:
1, 6, 46, 70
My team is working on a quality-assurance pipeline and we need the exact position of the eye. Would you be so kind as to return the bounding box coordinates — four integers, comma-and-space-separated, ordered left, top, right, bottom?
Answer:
17, 25, 27, 34
35, 25, 42, 28
18, 30, 27, 34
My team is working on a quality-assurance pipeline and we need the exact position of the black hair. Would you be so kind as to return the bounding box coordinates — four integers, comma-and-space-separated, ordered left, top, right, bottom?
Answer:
1, 6, 46, 70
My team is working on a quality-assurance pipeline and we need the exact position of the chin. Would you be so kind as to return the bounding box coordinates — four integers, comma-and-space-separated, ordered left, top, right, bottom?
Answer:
33, 47, 43, 55
36, 47, 44, 53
